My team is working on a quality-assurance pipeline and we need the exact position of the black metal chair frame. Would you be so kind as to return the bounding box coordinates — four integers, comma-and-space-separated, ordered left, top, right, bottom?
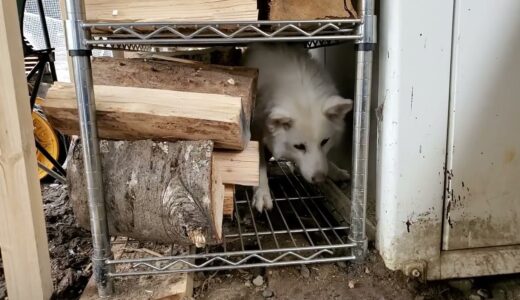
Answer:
21, 0, 66, 181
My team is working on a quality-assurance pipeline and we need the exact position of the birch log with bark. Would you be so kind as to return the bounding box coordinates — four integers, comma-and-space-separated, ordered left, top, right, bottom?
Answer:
68, 139, 223, 247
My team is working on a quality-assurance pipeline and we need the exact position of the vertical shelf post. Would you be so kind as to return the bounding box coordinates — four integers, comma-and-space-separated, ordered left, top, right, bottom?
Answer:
64, 0, 113, 296
349, 0, 376, 259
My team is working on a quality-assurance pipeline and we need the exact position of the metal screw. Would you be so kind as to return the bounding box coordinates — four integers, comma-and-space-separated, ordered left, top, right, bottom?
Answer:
411, 268, 421, 278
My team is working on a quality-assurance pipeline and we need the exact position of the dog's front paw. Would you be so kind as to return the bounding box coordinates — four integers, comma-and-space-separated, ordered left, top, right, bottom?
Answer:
329, 167, 351, 182
253, 187, 273, 212
286, 161, 296, 173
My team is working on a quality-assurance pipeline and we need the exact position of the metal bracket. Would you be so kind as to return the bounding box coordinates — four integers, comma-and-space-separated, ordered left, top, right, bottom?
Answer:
404, 260, 428, 282
348, 236, 368, 261
356, 14, 377, 45
65, 19, 90, 52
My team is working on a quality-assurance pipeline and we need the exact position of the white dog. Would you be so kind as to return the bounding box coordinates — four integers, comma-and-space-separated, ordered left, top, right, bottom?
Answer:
243, 43, 353, 212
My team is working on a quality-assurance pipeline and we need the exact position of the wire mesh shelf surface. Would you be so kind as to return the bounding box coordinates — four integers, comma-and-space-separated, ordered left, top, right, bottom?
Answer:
84, 19, 362, 49
107, 162, 356, 277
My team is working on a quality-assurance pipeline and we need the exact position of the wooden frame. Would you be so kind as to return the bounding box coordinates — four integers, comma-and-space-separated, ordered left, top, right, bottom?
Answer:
0, 1, 53, 299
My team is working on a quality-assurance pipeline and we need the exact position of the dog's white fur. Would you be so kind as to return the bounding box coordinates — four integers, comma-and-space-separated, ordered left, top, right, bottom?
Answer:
244, 43, 353, 212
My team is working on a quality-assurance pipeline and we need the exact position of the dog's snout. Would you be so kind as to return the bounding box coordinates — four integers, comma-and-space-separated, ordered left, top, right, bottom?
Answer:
311, 172, 326, 184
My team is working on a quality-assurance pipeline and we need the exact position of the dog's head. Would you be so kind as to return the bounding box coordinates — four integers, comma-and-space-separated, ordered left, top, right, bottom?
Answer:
264, 95, 353, 183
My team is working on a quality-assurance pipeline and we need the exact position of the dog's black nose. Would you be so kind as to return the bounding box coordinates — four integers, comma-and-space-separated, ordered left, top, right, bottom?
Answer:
311, 173, 326, 183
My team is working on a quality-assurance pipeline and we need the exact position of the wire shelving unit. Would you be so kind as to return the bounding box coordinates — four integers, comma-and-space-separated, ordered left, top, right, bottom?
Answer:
63, 0, 376, 297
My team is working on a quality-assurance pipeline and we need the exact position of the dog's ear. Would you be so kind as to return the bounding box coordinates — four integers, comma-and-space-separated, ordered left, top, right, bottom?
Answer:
267, 108, 293, 132
323, 95, 353, 122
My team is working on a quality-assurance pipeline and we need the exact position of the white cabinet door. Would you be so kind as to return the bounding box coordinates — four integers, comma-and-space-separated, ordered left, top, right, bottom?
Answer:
443, 0, 520, 250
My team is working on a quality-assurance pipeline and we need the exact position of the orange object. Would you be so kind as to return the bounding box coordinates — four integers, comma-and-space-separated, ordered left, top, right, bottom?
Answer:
32, 101, 60, 180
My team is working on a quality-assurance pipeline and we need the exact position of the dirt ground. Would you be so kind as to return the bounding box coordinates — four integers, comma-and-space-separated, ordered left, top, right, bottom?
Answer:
1, 184, 520, 300
193, 251, 448, 300
0, 184, 93, 300
192, 253, 520, 300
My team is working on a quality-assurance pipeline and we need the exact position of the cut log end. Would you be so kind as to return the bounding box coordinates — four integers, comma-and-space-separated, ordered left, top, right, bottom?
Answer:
187, 228, 207, 248
211, 157, 225, 242
224, 185, 235, 217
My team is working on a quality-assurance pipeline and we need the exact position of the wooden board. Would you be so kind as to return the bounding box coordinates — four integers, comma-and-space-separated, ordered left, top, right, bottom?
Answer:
58, 0, 74, 83
213, 141, 260, 186
268, 0, 357, 20
69, 140, 224, 247
42, 82, 248, 150
80, 238, 194, 300
223, 185, 235, 217
90, 58, 257, 133
211, 158, 225, 239
84, 0, 258, 22
0, 1, 53, 299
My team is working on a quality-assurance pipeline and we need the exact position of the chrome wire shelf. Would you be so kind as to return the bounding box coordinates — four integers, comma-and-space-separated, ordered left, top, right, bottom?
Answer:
306, 39, 346, 49
65, 0, 375, 294
84, 19, 362, 49
90, 41, 152, 52
106, 162, 356, 277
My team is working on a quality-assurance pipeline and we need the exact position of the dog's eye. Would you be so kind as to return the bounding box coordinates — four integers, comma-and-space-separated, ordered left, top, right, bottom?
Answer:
294, 144, 306, 152
321, 138, 330, 147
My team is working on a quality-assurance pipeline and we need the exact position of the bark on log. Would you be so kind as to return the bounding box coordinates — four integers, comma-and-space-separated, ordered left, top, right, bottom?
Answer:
68, 139, 223, 247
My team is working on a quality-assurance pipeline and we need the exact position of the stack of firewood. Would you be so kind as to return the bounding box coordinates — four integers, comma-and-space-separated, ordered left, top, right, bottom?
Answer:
45, 0, 358, 248
42, 58, 259, 247
82, 0, 357, 24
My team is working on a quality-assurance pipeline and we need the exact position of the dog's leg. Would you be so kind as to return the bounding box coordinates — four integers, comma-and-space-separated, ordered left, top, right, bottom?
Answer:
253, 144, 273, 212
286, 161, 296, 173
328, 161, 351, 181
